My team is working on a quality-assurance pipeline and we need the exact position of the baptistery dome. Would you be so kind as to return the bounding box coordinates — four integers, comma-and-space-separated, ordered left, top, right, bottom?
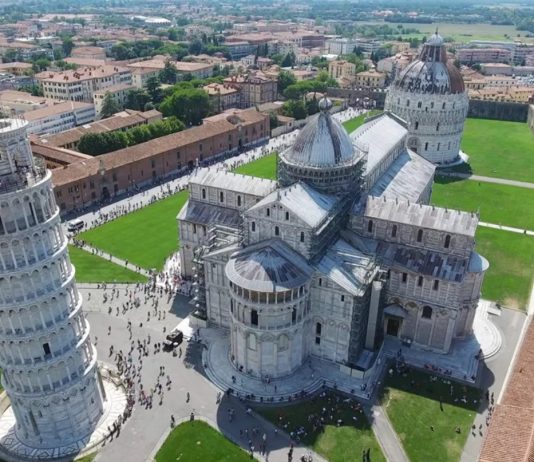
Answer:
278, 97, 365, 195
384, 32, 469, 165
394, 33, 464, 95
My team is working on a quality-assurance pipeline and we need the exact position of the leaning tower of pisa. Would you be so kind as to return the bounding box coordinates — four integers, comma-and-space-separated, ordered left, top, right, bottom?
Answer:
0, 118, 104, 453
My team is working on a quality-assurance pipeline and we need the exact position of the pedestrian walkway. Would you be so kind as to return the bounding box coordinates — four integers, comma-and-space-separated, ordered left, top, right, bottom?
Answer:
368, 405, 409, 462
479, 221, 534, 236
440, 171, 534, 190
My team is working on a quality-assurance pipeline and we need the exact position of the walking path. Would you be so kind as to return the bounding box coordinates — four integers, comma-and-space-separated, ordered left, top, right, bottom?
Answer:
368, 405, 409, 462
479, 221, 534, 236
440, 172, 534, 189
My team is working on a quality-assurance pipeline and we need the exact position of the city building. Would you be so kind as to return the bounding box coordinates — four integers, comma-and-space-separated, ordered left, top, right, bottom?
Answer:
38, 108, 269, 212
36, 66, 132, 103
355, 68, 387, 88
23, 101, 96, 135
0, 62, 33, 76
325, 38, 358, 56
178, 98, 487, 381
93, 83, 137, 118
223, 72, 278, 109
456, 47, 512, 65
385, 33, 469, 165
71, 46, 107, 60
203, 83, 240, 112
0, 90, 49, 114
328, 60, 356, 81
38, 109, 162, 150
0, 117, 104, 454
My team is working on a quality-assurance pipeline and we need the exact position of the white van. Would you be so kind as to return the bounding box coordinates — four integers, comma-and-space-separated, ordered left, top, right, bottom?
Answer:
67, 219, 85, 232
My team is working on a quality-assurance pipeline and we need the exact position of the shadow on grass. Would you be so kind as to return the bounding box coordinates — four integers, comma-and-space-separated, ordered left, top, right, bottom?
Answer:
438, 161, 473, 177
434, 174, 468, 185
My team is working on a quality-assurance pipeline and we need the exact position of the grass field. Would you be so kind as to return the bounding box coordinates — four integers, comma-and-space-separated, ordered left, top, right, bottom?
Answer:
79, 190, 189, 270
432, 177, 534, 231
69, 245, 147, 283
342, 110, 382, 133
475, 227, 534, 310
447, 119, 534, 183
75, 454, 96, 462
381, 368, 480, 462
355, 21, 534, 43
234, 153, 277, 179
155, 421, 250, 462
258, 392, 385, 462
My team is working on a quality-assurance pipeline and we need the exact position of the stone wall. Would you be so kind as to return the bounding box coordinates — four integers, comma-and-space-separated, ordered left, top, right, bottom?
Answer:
327, 87, 387, 108
468, 99, 529, 122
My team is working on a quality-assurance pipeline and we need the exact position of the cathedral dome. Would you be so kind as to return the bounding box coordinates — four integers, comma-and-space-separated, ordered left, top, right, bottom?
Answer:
393, 33, 464, 94
282, 98, 356, 167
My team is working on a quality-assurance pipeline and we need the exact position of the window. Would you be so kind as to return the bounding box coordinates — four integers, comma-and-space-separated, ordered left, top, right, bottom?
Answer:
202, 188, 206, 200
316, 322, 322, 335
442, 102, 446, 109
433, 280, 439, 291
318, 278, 322, 286
219, 191, 224, 203
417, 229, 423, 242
315, 336, 321, 345
300, 232, 305, 242
436, 123, 440, 131
341, 295, 345, 302
251, 309, 258, 326
367, 220, 373, 233
43, 343, 51, 356
402, 273, 407, 283
444, 235, 451, 248
251, 221, 256, 232
237, 195, 242, 207
391, 225, 397, 238
417, 101, 422, 108
418, 276, 423, 287
437, 142, 440, 151
274, 226, 279, 236
425, 142, 429, 151
193, 224, 197, 234
406, 100, 410, 107
292, 307, 297, 323
430, 102, 434, 109
422, 305, 433, 319
266, 208, 270, 217
285, 211, 289, 221
414, 121, 419, 130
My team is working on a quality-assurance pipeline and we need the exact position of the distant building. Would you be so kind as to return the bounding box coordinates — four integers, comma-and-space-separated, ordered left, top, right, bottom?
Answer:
0, 89, 49, 114
23, 101, 95, 135
203, 83, 240, 112
93, 83, 137, 118
328, 60, 356, 81
71, 46, 107, 60
224, 72, 278, 108
355, 68, 386, 88
456, 47, 512, 65
36, 66, 132, 103
0, 61, 32, 76
325, 38, 358, 56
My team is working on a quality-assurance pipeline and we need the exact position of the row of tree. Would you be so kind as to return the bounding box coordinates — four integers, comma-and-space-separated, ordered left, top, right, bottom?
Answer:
77, 117, 184, 156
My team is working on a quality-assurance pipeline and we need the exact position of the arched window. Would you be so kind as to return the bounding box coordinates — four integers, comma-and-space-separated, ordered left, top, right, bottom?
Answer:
444, 235, 451, 248
300, 231, 305, 242
285, 211, 289, 221
266, 208, 270, 217
417, 229, 423, 242
201, 188, 206, 199
367, 220, 373, 233
442, 102, 446, 109
425, 142, 429, 151
274, 226, 279, 236
391, 225, 397, 237
422, 306, 432, 319
251, 221, 256, 232
237, 195, 241, 207
414, 121, 419, 130
316, 322, 322, 335
219, 191, 224, 203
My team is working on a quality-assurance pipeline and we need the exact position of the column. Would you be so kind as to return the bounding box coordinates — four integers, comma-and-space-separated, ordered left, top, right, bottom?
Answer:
365, 281, 382, 350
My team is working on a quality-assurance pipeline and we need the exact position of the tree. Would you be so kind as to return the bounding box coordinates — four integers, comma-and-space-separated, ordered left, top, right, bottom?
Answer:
159, 88, 210, 126
188, 39, 203, 55
32, 58, 50, 72
100, 93, 121, 119
281, 100, 307, 120
277, 70, 297, 95
61, 37, 74, 57
125, 89, 151, 111
159, 61, 178, 84
78, 132, 129, 156
18, 84, 43, 96
281, 51, 296, 68
168, 28, 179, 41
145, 76, 162, 104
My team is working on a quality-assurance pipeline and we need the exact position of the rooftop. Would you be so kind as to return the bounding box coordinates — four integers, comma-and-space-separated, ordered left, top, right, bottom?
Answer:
190, 167, 277, 197
23, 101, 94, 122
365, 196, 479, 237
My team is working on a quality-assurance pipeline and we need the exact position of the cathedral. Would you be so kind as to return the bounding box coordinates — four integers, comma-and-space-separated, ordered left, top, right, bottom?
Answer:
178, 83, 487, 381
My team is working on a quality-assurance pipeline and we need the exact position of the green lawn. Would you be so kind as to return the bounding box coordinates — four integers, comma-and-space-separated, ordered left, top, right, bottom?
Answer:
475, 227, 534, 310
342, 110, 382, 134
257, 392, 385, 462
155, 421, 250, 462
447, 118, 534, 183
381, 368, 480, 462
79, 190, 189, 270
75, 454, 96, 462
432, 177, 534, 231
234, 153, 277, 179
69, 245, 147, 283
